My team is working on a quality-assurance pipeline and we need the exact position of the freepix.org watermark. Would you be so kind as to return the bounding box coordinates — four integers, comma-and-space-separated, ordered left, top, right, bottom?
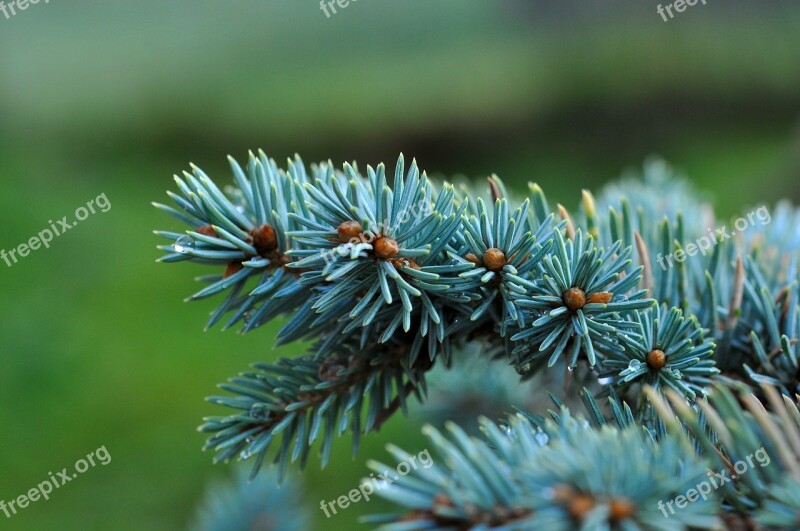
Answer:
1, 193, 111, 268
321, 198, 432, 267
0, 446, 111, 520
657, 0, 707, 22
0, 0, 50, 21
656, 205, 770, 271
319, 0, 363, 18
658, 446, 770, 518
319, 448, 434, 518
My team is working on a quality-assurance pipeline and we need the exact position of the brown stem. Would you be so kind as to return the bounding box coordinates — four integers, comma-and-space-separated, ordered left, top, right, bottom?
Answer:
374, 380, 417, 431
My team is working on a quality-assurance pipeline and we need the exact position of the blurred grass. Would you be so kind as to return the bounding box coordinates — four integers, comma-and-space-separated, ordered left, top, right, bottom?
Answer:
0, 1, 799, 529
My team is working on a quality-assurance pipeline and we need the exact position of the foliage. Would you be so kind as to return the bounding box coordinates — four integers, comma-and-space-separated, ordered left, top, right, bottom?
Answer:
191, 467, 310, 531
363, 413, 718, 530
155, 154, 800, 529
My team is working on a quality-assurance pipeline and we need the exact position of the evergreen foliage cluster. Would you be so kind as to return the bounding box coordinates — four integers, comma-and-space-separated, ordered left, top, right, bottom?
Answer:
155, 153, 800, 529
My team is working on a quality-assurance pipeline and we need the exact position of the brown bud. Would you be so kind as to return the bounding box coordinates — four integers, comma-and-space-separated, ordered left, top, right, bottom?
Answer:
373, 236, 399, 259
196, 225, 218, 237
551, 484, 574, 501
390, 258, 420, 270
465, 253, 482, 266
318, 356, 347, 382
252, 224, 278, 253
223, 261, 244, 278
483, 248, 507, 271
568, 494, 596, 518
563, 287, 587, 311
609, 497, 636, 521
337, 220, 363, 243
647, 349, 667, 370
433, 493, 455, 508
588, 291, 613, 304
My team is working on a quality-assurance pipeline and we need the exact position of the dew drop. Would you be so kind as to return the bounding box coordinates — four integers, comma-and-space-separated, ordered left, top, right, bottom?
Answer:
250, 404, 268, 420
174, 235, 194, 254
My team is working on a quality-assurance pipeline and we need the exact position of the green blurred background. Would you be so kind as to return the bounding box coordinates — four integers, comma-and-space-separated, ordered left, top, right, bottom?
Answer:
1, 1, 799, 529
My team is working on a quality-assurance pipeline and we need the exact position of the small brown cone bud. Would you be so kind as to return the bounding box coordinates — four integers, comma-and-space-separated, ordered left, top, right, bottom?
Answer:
390, 258, 420, 270
483, 248, 506, 271
563, 287, 587, 311
433, 494, 455, 508
252, 224, 278, 253
465, 253, 482, 266
588, 291, 613, 304
609, 497, 636, 521
196, 225, 218, 237
568, 494, 596, 518
647, 349, 667, 370
224, 261, 244, 278
551, 484, 573, 503
373, 236, 400, 259
337, 220, 363, 243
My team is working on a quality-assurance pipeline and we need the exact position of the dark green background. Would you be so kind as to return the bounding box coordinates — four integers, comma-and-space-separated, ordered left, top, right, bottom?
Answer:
1, 1, 799, 529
